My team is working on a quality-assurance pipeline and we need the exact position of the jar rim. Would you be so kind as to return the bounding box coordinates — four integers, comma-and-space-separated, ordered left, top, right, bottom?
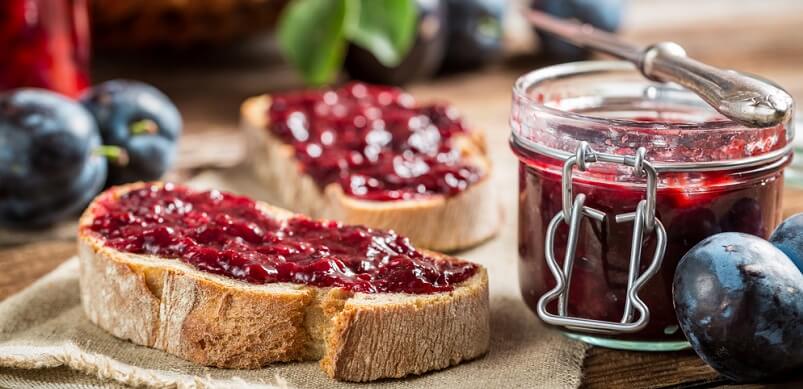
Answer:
513, 60, 761, 130
511, 60, 794, 173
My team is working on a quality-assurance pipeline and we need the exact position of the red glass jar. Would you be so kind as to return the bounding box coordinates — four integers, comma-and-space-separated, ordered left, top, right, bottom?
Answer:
0, 0, 90, 97
511, 61, 794, 351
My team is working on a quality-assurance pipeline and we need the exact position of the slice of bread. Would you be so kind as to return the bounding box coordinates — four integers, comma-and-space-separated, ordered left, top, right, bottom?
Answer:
241, 95, 501, 252
77, 183, 490, 382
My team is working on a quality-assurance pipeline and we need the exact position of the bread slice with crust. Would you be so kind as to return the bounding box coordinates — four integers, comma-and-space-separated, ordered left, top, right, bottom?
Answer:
77, 183, 490, 382
241, 95, 501, 252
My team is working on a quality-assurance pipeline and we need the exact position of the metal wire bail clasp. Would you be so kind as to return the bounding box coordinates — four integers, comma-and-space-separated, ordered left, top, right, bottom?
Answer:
536, 143, 668, 334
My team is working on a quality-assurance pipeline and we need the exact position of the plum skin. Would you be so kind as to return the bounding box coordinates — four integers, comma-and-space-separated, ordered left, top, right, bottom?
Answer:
0, 88, 107, 227
673, 232, 803, 382
769, 212, 803, 272
81, 80, 181, 185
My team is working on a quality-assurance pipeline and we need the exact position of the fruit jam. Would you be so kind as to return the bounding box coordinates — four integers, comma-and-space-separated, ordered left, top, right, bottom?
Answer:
0, 0, 90, 97
85, 184, 477, 294
510, 61, 794, 347
267, 82, 481, 201
515, 149, 787, 341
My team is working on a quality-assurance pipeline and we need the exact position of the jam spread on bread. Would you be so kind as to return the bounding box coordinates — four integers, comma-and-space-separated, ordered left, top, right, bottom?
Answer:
86, 184, 478, 293
267, 82, 481, 201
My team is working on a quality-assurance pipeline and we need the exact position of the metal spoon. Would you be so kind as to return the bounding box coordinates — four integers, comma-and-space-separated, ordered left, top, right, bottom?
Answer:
525, 10, 794, 128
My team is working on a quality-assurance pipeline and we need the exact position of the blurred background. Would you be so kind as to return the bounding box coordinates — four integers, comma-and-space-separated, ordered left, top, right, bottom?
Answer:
84, 0, 803, 126
2, 0, 803, 231
89, 0, 802, 130
6, 0, 802, 129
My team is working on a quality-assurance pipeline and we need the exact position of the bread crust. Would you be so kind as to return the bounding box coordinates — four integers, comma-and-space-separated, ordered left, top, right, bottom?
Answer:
241, 95, 501, 252
77, 183, 490, 381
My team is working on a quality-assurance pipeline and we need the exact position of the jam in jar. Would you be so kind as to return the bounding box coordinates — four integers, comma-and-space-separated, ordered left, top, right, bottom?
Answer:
510, 61, 793, 350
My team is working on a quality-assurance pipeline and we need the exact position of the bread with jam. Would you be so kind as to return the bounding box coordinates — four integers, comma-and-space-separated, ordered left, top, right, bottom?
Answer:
241, 83, 500, 252
78, 182, 490, 382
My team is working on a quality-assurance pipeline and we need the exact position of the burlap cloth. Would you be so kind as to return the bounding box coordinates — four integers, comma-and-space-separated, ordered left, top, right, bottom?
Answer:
0, 167, 588, 388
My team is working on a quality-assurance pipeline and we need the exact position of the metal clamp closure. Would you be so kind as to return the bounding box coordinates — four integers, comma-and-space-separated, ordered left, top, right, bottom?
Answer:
536, 142, 668, 334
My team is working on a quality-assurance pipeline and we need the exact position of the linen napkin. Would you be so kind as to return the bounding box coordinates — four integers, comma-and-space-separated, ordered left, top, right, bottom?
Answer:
0, 167, 588, 388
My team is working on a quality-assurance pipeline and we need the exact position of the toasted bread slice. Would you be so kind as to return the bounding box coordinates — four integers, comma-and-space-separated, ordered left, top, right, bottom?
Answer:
77, 183, 490, 382
241, 95, 501, 252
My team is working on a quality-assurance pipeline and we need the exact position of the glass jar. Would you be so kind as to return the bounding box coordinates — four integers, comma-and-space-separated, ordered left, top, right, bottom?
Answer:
0, 0, 91, 97
510, 61, 794, 351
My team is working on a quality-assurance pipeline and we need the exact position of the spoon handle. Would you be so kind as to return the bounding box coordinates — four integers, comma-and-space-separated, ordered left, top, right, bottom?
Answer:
641, 42, 793, 128
525, 10, 794, 128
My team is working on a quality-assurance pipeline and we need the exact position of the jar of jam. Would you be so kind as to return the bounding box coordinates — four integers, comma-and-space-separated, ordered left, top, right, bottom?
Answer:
0, 0, 90, 97
511, 61, 794, 351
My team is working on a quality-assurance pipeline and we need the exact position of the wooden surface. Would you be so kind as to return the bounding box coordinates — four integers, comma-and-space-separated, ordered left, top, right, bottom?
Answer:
3, 1, 803, 388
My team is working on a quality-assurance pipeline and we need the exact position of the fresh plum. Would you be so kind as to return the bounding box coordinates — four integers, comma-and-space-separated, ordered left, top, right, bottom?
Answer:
673, 232, 803, 382
81, 80, 181, 185
769, 212, 803, 272
0, 89, 106, 227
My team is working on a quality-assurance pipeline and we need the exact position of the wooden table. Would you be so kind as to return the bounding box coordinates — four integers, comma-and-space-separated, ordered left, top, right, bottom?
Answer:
3, 1, 803, 387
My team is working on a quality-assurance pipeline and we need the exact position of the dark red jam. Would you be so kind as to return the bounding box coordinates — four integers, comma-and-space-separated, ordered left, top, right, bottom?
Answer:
267, 82, 481, 201
86, 184, 478, 294
514, 145, 788, 341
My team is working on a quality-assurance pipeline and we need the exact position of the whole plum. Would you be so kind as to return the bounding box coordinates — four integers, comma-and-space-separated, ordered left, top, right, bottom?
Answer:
0, 89, 106, 227
673, 232, 803, 382
769, 212, 803, 272
81, 80, 181, 186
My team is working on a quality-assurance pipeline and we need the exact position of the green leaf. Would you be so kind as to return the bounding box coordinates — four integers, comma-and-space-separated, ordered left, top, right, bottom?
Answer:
277, 0, 348, 86
345, 0, 417, 67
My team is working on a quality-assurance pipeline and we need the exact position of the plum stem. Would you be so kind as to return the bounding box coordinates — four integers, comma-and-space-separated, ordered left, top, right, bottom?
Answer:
130, 119, 158, 135
94, 145, 130, 166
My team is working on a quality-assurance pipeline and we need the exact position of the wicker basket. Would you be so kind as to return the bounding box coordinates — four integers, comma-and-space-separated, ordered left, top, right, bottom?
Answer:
90, 0, 290, 48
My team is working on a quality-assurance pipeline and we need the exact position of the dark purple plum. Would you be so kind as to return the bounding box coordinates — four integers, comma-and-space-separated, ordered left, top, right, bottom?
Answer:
769, 213, 803, 272
440, 0, 505, 72
2, 155, 106, 227
81, 80, 181, 185
673, 232, 803, 382
345, 0, 447, 85
0, 89, 107, 227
